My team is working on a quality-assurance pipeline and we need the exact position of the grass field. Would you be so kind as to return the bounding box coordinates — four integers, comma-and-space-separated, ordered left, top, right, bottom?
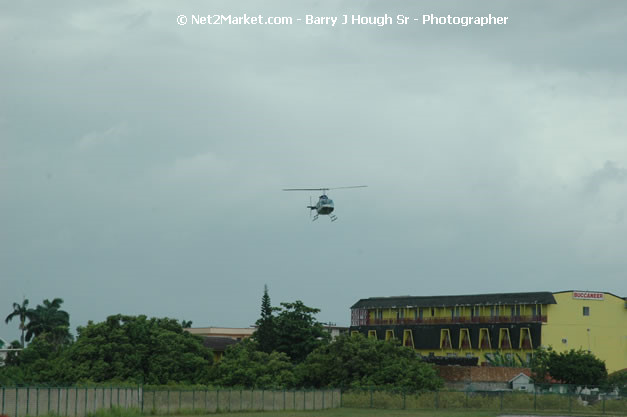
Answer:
147, 409, 620, 417
81, 406, 627, 417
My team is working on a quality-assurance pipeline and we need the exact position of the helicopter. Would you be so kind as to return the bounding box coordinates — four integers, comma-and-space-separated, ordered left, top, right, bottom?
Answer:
282, 186, 367, 221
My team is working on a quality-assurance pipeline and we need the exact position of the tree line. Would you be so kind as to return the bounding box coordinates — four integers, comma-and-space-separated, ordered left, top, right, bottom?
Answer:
2, 290, 625, 394
1, 289, 442, 391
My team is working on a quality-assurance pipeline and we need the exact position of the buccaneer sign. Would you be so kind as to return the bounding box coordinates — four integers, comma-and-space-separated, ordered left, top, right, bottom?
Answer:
573, 291, 604, 300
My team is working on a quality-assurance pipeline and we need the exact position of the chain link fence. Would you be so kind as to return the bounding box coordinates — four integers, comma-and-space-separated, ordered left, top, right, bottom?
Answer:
342, 387, 627, 415
2, 385, 625, 416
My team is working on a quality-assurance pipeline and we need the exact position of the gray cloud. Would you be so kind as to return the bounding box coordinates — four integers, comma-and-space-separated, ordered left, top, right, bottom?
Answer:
2, 0, 627, 343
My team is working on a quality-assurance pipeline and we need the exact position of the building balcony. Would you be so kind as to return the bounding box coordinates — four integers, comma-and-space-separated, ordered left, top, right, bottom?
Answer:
365, 315, 547, 326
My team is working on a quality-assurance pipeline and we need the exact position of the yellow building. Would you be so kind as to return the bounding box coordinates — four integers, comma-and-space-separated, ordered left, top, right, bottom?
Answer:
350, 290, 627, 372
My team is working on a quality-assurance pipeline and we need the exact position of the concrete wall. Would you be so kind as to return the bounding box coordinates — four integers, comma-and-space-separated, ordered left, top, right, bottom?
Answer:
0, 387, 141, 417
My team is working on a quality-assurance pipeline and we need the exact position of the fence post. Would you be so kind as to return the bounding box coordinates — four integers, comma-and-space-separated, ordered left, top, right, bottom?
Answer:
47, 387, 51, 415
568, 392, 572, 413
240, 390, 243, 412
403, 390, 406, 410
465, 389, 469, 408
340, 389, 343, 408
217, 389, 220, 411
370, 388, 373, 408
94, 388, 97, 411
1, 387, 4, 415
205, 388, 208, 412
26, 386, 30, 417
500, 391, 503, 410
435, 390, 439, 410
303, 389, 305, 410
283, 389, 286, 410
153, 388, 156, 413
313, 390, 316, 410
85, 388, 88, 416
178, 390, 181, 412
75, 387, 78, 417
192, 389, 195, 412
166, 389, 170, 415
66, 387, 69, 417
602, 395, 606, 414
36, 386, 40, 417
262, 389, 264, 411
533, 389, 537, 411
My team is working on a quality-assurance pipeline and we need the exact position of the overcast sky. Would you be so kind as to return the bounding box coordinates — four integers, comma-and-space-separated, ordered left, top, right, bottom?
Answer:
2, 0, 627, 344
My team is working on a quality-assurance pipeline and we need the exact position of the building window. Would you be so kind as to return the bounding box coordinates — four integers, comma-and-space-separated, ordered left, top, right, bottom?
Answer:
460, 329, 471, 349
419, 308, 424, 320
479, 328, 491, 349
499, 328, 512, 349
403, 329, 414, 348
440, 329, 452, 349
583, 306, 590, 316
431, 307, 435, 317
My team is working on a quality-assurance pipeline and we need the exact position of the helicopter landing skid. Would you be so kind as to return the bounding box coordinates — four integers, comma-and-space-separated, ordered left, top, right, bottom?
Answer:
312, 214, 319, 221
330, 214, 338, 222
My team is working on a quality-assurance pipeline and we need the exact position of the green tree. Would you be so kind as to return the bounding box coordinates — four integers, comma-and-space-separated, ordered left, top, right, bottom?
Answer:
274, 300, 330, 363
603, 369, 627, 395
24, 298, 72, 345
214, 339, 296, 389
533, 347, 607, 386
252, 285, 277, 354
69, 314, 213, 384
299, 333, 443, 392
5, 298, 30, 347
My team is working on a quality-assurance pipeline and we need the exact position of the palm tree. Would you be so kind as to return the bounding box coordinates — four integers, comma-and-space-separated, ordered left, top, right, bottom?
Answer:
25, 298, 71, 345
5, 298, 30, 347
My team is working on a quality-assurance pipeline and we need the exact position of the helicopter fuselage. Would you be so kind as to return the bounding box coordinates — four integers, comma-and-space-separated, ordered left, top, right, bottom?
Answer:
309, 195, 334, 215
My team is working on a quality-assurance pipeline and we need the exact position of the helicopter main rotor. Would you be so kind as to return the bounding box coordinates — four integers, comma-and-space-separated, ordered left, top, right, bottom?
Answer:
282, 185, 368, 194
